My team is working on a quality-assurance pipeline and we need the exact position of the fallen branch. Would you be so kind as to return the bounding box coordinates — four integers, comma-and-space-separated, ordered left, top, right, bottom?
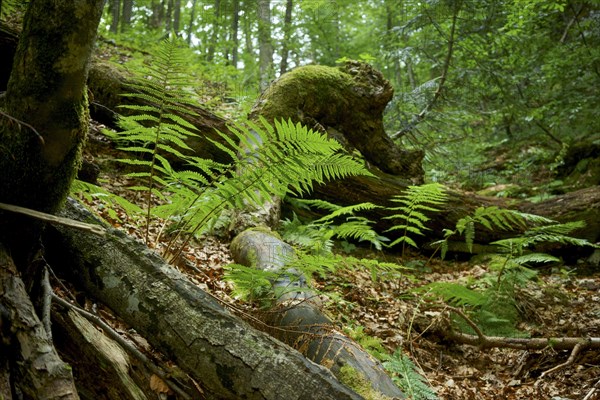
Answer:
438, 307, 600, 352
0, 202, 106, 236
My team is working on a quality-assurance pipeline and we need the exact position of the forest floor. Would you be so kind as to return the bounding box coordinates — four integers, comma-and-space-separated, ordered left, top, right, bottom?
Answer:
74, 123, 600, 400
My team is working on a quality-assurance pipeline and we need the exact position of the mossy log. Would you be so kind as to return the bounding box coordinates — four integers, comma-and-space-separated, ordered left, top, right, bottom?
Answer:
250, 61, 425, 182
230, 229, 405, 399
44, 199, 363, 400
307, 171, 600, 250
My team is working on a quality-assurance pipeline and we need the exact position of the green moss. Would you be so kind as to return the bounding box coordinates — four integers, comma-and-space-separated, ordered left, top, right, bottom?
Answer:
338, 364, 392, 400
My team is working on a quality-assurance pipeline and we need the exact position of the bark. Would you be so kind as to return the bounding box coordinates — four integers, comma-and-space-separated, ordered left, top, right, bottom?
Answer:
0, 0, 104, 266
185, 0, 197, 46
43, 199, 363, 400
230, 230, 405, 399
0, 245, 79, 399
231, 0, 240, 66
51, 310, 154, 400
121, 0, 133, 32
110, 0, 121, 34
249, 61, 425, 181
279, 0, 293, 75
206, 0, 221, 62
173, 0, 181, 35
257, 0, 273, 92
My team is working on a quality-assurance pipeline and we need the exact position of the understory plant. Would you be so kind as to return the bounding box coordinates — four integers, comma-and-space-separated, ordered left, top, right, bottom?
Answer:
424, 205, 598, 337
101, 35, 372, 258
384, 183, 447, 257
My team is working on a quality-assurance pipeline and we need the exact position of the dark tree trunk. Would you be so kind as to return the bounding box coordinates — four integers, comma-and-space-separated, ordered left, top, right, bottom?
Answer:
121, 0, 133, 32
206, 0, 221, 62
0, 1, 105, 396
173, 0, 181, 35
186, 0, 197, 46
231, 0, 240, 66
110, 0, 120, 34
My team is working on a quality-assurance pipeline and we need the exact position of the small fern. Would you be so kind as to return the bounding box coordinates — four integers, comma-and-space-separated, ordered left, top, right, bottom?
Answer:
282, 198, 388, 253
384, 183, 447, 256
383, 350, 438, 400
492, 220, 596, 256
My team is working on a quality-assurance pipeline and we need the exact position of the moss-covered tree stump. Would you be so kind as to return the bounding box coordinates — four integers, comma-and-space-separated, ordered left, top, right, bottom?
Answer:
250, 61, 425, 182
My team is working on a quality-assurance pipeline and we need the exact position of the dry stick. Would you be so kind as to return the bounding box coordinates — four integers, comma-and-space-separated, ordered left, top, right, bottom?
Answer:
51, 293, 194, 400
441, 307, 600, 352
0, 202, 106, 237
582, 378, 600, 400
0, 109, 45, 145
539, 341, 586, 379
41, 266, 53, 341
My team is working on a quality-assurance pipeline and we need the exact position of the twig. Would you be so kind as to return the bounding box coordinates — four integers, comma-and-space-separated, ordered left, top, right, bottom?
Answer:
539, 341, 586, 378
582, 378, 600, 400
446, 306, 485, 343
0, 202, 106, 236
51, 293, 194, 400
0, 109, 45, 145
391, 1, 461, 139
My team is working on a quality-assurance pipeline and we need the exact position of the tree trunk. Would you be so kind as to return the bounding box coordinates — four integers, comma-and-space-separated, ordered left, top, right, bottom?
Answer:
121, 0, 133, 33
0, 1, 105, 396
0, 245, 79, 399
231, 0, 240, 66
173, 0, 181, 35
279, 0, 293, 75
0, 0, 104, 264
44, 200, 363, 400
257, 0, 273, 92
206, 0, 221, 62
110, 0, 121, 34
186, 0, 197, 46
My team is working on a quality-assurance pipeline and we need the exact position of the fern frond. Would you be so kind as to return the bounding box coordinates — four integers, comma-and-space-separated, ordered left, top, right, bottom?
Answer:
418, 282, 488, 307
383, 350, 438, 400
384, 183, 447, 254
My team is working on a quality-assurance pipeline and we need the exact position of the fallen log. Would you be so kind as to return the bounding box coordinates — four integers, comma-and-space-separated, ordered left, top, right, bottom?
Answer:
44, 199, 363, 400
0, 244, 79, 400
230, 229, 405, 399
306, 172, 600, 248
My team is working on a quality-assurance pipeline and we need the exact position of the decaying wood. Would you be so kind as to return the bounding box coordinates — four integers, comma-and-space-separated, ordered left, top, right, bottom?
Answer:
250, 61, 425, 182
0, 244, 79, 399
230, 229, 405, 399
44, 199, 362, 400
306, 171, 600, 248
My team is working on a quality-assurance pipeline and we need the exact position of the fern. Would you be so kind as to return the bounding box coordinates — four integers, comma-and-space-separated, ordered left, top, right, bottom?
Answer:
384, 183, 447, 256
105, 37, 371, 255
417, 282, 488, 308
491, 220, 597, 257
70, 179, 144, 222
383, 350, 438, 400
105, 34, 200, 243
282, 198, 388, 252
